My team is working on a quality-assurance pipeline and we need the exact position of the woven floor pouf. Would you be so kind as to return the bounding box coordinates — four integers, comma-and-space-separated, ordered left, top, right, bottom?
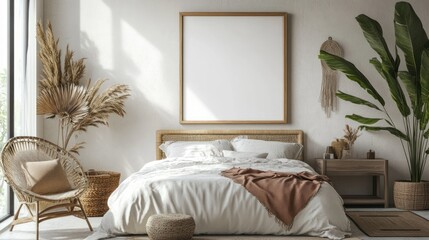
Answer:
146, 214, 195, 240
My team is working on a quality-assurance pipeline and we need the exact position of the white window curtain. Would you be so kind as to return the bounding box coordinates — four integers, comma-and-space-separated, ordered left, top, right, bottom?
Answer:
14, 0, 38, 136
12, 0, 41, 212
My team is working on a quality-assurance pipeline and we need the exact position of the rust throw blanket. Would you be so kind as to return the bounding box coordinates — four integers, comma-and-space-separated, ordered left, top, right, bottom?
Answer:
221, 168, 330, 228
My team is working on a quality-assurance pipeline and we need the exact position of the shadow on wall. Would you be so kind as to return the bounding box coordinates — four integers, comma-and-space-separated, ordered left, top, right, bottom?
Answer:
99, 0, 299, 126
77, 29, 175, 176
75, 0, 234, 176
42, 0, 178, 176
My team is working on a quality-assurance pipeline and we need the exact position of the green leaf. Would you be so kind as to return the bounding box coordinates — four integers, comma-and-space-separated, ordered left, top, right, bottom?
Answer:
319, 50, 385, 106
421, 105, 429, 132
359, 125, 409, 141
357, 14, 395, 73
381, 65, 410, 117
420, 49, 429, 129
370, 57, 383, 75
395, 48, 401, 71
346, 114, 383, 125
424, 128, 429, 139
399, 71, 419, 115
421, 49, 429, 102
394, 1, 429, 76
336, 91, 381, 111
371, 58, 410, 117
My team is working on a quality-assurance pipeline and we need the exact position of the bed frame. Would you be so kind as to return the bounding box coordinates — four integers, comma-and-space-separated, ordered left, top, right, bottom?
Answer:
156, 129, 304, 160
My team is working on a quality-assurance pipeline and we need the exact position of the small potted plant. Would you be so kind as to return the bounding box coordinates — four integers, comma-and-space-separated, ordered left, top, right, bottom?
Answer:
330, 125, 360, 159
36, 22, 130, 216
320, 2, 429, 209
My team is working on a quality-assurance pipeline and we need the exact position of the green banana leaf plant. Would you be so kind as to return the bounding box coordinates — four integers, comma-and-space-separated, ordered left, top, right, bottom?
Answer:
319, 1, 429, 182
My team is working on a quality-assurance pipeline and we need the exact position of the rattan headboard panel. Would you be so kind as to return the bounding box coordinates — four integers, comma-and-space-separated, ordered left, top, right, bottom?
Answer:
156, 130, 304, 160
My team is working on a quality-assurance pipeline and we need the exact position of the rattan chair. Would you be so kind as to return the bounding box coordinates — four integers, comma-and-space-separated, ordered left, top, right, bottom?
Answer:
0, 136, 92, 239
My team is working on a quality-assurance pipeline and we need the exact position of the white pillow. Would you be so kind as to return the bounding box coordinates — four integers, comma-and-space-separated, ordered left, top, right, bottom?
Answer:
231, 138, 303, 159
222, 150, 268, 159
159, 140, 233, 158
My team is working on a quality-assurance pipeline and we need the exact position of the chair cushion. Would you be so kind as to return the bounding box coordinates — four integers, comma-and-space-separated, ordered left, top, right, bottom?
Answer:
22, 159, 72, 195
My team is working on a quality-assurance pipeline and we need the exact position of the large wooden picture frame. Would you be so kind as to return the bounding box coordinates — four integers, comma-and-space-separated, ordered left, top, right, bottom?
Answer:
180, 12, 288, 124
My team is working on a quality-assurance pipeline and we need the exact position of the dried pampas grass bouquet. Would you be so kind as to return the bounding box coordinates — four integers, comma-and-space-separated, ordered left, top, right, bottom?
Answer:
36, 21, 131, 154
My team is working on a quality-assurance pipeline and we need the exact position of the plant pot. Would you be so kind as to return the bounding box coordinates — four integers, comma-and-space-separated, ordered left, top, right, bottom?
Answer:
80, 171, 121, 217
331, 139, 347, 159
393, 180, 429, 210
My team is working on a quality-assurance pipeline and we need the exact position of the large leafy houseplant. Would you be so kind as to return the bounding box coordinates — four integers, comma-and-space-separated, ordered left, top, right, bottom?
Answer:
36, 22, 130, 154
319, 2, 428, 183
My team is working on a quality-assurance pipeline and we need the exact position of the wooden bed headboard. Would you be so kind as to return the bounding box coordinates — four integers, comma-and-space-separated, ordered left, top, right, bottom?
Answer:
156, 129, 304, 160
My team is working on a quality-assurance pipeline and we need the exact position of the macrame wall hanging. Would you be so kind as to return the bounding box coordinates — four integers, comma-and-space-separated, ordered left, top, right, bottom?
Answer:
319, 37, 343, 117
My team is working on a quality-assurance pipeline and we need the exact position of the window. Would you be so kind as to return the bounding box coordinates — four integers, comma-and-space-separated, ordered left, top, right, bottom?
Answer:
0, 0, 38, 222
0, 0, 13, 221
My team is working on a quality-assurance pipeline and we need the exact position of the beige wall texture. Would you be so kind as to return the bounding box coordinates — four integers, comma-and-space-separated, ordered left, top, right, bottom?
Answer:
42, 0, 429, 203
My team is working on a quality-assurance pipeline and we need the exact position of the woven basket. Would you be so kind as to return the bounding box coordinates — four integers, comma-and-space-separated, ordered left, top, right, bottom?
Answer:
80, 171, 120, 216
394, 181, 429, 210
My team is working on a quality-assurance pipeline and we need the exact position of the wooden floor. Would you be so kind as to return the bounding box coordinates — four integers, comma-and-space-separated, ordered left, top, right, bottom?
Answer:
0, 209, 427, 240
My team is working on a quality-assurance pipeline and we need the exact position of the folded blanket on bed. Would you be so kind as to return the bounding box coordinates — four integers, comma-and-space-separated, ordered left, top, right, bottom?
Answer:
221, 168, 330, 228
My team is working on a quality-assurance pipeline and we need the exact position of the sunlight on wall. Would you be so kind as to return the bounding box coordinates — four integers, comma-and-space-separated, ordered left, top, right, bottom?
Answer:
120, 20, 165, 105
183, 88, 216, 120
80, 1, 113, 69
76, 0, 181, 175
80, 0, 175, 116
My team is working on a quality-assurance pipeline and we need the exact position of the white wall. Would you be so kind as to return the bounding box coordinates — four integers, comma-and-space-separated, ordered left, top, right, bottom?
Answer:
42, 0, 429, 202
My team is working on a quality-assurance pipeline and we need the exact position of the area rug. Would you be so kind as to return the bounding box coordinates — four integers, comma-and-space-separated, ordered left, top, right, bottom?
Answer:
347, 211, 429, 237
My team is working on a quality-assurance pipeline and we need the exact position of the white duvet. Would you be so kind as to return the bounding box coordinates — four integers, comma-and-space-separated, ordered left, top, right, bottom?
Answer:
86, 157, 351, 240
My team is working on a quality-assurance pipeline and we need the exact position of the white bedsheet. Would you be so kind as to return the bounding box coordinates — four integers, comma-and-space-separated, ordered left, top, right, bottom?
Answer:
86, 157, 351, 240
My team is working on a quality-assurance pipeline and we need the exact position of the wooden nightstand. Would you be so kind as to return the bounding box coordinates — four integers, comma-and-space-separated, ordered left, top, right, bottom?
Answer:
315, 158, 388, 207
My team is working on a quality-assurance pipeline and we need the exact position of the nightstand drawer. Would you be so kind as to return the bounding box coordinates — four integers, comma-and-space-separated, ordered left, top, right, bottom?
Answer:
316, 159, 387, 175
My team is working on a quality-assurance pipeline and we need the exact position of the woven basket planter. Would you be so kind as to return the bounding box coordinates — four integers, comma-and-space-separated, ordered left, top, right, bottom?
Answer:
80, 171, 120, 217
394, 181, 429, 210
